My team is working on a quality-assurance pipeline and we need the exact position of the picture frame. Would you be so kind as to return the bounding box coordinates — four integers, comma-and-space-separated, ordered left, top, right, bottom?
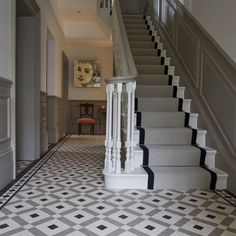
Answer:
74, 59, 102, 88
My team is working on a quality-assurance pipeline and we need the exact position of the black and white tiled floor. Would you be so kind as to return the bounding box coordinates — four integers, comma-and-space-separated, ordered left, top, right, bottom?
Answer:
16, 161, 34, 175
0, 135, 236, 236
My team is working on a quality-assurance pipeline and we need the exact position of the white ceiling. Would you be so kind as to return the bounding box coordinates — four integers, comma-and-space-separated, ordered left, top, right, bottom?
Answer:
49, 0, 112, 44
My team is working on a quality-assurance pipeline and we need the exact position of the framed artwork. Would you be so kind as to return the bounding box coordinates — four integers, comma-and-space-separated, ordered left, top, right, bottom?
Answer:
74, 59, 102, 87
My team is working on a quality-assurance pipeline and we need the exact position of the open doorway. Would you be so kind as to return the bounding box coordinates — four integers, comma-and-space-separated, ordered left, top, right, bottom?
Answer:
62, 52, 69, 136
16, 0, 41, 176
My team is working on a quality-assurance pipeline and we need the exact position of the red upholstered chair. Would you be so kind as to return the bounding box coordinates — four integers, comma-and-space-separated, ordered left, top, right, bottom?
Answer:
77, 103, 95, 135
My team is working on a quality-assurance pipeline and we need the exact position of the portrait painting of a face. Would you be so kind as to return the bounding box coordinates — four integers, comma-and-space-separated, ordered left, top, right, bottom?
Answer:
74, 59, 101, 87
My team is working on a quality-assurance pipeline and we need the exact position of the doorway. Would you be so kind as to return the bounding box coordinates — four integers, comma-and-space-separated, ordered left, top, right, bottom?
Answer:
62, 52, 69, 135
16, 0, 41, 175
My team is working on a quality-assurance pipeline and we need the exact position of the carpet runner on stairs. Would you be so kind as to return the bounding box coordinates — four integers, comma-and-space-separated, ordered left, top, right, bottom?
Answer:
123, 14, 227, 190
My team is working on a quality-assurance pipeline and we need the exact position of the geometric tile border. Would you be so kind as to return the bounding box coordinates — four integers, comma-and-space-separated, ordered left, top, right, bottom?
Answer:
0, 136, 69, 210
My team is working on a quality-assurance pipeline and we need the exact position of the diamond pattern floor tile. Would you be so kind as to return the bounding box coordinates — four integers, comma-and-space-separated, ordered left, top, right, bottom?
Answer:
0, 135, 236, 236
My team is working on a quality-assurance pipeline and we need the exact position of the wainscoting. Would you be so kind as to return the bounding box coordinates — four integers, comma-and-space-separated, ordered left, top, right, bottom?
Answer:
47, 96, 64, 144
147, 0, 236, 193
0, 77, 13, 190
67, 100, 106, 135
40, 91, 48, 156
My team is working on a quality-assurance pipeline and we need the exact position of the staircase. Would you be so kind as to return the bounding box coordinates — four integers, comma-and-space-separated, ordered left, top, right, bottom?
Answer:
122, 14, 228, 190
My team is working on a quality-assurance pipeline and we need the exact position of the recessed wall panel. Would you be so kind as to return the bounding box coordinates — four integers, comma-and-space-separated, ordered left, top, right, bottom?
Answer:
201, 50, 236, 150
162, 0, 176, 42
176, 22, 199, 83
0, 97, 8, 140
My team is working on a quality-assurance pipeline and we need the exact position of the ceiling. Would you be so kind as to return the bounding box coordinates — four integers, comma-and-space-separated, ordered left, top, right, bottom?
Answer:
49, 0, 112, 45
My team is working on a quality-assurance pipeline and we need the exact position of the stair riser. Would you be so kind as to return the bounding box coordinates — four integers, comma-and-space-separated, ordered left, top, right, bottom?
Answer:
123, 15, 144, 20
148, 151, 200, 166
153, 169, 211, 189
137, 65, 165, 74
136, 86, 174, 98
135, 112, 198, 128
134, 57, 162, 65
137, 98, 191, 113
140, 148, 215, 167
127, 30, 150, 36
134, 148, 216, 168
128, 36, 152, 42
125, 25, 148, 30
131, 43, 155, 49
136, 76, 179, 86
134, 128, 206, 146
137, 99, 179, 112
137, 65, 175, 75
136, 112, 186, 127
135, 128, 192, 145
144, 129, 192, 145
132, 49, 158, 56
124, 20, 145, 24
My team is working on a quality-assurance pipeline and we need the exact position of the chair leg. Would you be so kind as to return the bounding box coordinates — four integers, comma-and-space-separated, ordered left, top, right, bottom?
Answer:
92, 124, 94, 135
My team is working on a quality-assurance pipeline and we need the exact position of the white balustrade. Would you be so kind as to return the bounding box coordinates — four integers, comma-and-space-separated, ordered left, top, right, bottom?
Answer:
104, 78, 136, 175
104, 0, 138, 182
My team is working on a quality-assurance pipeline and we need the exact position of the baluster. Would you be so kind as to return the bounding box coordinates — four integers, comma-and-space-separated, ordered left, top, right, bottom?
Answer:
125, 81, 136, 172
115, 83, 122, 174
130, 81, 136, 171
104, 83, 114, 173
125, 82, 132, 172
112, 86, 117, 171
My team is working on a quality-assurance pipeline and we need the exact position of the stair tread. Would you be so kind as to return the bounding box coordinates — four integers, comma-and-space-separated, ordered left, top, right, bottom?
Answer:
139, 126, 192, 130
137, 97, 190, 101
134, 56, 162, 58
137, 85, 172, 88
145, 144, 199, 150
139, 111, 185, 114
137, 97, 178, 100
137, 74, 169, 79
137, 64, 165, 66
150, 166, 211, 174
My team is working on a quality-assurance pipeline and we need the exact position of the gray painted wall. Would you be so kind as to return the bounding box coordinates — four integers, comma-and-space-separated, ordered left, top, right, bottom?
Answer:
147, 0, 236, 193
16, 15, 41, 161
0, 77, 13, 190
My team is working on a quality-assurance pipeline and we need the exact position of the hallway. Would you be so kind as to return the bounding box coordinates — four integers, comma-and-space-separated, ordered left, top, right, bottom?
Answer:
0, 136, 235, 236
